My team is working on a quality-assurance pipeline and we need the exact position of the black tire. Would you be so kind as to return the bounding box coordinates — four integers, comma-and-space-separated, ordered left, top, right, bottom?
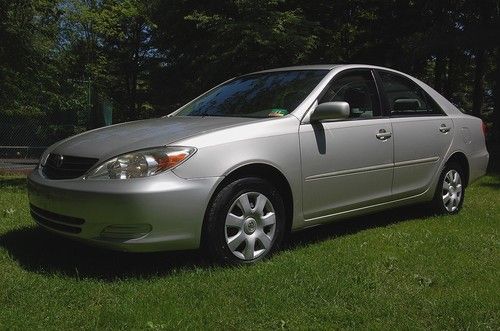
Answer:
202, 177, 286, 264
432, 161, 465, 214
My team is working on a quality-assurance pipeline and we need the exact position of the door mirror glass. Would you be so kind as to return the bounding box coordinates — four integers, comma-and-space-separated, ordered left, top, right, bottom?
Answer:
310, 102, 350, 122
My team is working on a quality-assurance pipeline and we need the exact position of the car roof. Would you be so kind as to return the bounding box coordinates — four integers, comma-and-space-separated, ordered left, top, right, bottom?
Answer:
248, 64, 403, 75
252, 64, 339, 73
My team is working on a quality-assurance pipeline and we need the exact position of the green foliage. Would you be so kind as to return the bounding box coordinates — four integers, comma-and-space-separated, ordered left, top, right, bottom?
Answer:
1, 0, 500, 143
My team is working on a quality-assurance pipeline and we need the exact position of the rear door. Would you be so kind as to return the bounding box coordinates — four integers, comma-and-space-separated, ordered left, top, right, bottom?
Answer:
376, 70, 453, 199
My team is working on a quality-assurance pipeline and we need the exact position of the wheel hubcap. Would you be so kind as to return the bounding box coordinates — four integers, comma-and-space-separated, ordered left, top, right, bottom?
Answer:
225, 192, 276, 260
244, 218, 257, 234
442, 169, 462, 212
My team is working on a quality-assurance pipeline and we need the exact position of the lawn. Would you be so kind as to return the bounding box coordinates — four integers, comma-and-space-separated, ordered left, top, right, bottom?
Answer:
0, 174, 498, 330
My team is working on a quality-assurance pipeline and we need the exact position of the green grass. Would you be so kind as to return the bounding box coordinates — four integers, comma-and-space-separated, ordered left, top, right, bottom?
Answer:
0, 174, 499, 330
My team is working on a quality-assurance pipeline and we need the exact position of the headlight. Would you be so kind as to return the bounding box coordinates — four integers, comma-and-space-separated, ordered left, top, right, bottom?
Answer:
85, 146, 196, 180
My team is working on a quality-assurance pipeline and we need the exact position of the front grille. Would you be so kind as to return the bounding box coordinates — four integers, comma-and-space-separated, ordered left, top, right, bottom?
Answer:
42, 154, 98, 179
30, 204, 85, 234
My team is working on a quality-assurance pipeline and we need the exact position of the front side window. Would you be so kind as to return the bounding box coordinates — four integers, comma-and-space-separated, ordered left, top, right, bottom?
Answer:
319, 70, 381, 118
378, 71, 444, 116
175, 70, 328, 118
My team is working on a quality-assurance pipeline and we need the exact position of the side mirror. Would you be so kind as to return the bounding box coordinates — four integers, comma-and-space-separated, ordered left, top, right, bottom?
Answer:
310, 101, 350, 122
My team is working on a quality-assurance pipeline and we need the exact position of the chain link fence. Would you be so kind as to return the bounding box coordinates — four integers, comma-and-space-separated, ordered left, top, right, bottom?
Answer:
0, 89, 116, 173
0, 113, 79, 172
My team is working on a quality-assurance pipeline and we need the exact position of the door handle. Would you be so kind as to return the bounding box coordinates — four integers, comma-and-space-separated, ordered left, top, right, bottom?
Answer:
439, 124, 451, 133
376, 129, 392, 140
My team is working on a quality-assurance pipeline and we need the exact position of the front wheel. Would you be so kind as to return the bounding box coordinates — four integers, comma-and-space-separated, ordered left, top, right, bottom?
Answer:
432, 162, 465, 214
203, 177, 285, 264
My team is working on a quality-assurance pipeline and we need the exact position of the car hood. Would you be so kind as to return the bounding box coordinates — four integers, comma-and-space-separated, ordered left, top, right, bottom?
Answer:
51, 116, 261, 159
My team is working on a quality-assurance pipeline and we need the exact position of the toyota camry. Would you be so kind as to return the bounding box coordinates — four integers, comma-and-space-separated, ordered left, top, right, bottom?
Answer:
28, 64, 489, 264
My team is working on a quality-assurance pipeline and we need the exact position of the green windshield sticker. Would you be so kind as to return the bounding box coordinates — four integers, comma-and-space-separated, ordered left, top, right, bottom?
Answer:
268, 108, 289, 117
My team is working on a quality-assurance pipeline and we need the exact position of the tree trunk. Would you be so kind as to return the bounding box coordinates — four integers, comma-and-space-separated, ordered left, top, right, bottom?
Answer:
444, 51, 457, 100
434, 53, 445, 92
493, 49, 500, 142
127, 20, 142, 120
89, 84, 101, 129
472, 48, 486, 117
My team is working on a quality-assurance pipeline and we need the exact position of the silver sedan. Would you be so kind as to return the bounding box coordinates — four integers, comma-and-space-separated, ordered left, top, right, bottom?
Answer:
28, 64, 489, 264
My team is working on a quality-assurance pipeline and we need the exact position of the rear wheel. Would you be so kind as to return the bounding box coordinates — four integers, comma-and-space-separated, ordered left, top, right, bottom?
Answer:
203, 177, 285, 264
432, 162, 465, 214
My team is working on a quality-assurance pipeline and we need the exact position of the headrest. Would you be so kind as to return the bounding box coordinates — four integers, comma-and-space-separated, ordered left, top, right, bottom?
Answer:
393, 98, 421, 111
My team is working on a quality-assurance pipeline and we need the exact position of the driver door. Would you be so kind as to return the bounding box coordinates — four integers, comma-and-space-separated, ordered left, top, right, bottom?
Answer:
299, 69, 394, 221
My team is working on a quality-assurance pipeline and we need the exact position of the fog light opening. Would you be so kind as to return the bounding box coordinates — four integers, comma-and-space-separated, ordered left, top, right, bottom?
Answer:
100, 224, 152, 240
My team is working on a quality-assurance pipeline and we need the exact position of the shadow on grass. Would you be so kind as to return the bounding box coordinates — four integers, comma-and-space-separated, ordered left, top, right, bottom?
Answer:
0, 204, 434, 281
0, 176, 27, 189
286, 204, 432, 250
0, 169, 497, 281
479, 170, 500, 190
480, 182, 500, 190
0, 226, 209, 280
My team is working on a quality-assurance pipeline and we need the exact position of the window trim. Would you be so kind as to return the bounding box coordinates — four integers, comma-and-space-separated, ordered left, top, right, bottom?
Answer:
374, 69, 447, 117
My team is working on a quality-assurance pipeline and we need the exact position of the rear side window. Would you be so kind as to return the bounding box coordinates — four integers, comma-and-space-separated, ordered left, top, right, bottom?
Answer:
320, 70, 381, 118
378, 71, 444, 116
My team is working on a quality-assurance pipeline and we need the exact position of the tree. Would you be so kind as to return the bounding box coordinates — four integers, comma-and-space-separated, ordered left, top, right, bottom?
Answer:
1, 0, 500, 149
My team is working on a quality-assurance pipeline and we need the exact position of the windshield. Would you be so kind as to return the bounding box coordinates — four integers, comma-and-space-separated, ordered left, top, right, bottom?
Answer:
175, 70, 328, 118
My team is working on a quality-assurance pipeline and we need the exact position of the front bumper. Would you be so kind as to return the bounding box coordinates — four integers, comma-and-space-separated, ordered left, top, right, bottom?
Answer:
27, 168, 221, 252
